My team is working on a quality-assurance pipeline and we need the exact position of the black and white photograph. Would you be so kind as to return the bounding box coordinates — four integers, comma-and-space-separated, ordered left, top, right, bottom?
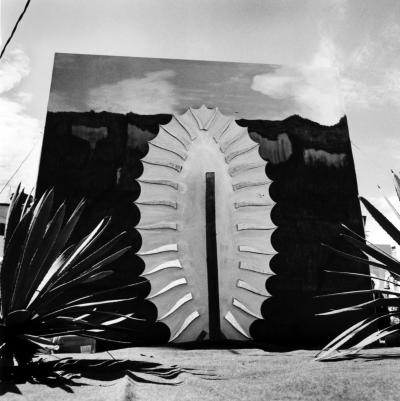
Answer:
1, 1, 400, 400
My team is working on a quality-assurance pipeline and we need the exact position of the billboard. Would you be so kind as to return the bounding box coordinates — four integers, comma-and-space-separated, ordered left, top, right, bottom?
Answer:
37, 53, 370, 346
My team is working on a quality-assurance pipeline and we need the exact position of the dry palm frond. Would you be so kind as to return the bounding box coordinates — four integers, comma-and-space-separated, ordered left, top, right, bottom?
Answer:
0, 186, 148, 371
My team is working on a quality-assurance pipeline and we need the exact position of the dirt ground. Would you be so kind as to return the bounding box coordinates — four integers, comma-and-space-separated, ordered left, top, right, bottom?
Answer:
3, 347, 400, 400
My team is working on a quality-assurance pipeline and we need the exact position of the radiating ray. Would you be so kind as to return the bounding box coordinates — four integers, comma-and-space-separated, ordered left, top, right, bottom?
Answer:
189, 107, 204, 130
234, 200, 272, 209
148, 278, 187, 299
189, 105, 218, 130
170, 310, 200, 341
149, 142, 188, 160
232, 298, 263, 319
224, 311, 251, 338
136, 200, 177, 209
142, 259, 183, 276
236, 223, 275, 231
137, 222, 178, 230
238, 245, 276, 255
220, 130, 246, 153
142, 159, 183, 172
228, 162, 265, 177
137, 179, 180, 190
232, 180, 270, 191
213, 118, 234, 142
239, 261, 274, 275
173, 115, 196, 140
161, 126, 191, 149
237, 279, 269, 296
137, 243, 178, 255
159, 293, 193, 320
225, 143, 258, 163
203, 108, 218, 130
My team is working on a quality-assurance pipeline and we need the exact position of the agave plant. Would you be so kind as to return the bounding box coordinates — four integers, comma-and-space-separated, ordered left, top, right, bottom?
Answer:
315, 172, 400, 360
0, 185, 147, 374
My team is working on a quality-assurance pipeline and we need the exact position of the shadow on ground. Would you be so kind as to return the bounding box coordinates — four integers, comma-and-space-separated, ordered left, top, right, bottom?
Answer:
0, 357, 217, 395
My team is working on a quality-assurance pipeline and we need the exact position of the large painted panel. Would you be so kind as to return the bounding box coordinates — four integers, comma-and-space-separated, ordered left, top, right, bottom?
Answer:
36, 53, 370, 346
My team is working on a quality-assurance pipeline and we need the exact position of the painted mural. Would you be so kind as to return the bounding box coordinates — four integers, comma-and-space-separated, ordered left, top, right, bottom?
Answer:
37, 54, 371, 347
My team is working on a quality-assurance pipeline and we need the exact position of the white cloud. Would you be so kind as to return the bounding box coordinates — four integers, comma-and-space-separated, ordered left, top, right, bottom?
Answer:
384, 69, 400, 107
251, 39, 345, 125
251, 74, 297, 100
0, 50, 42, 201
339, 76, 372, 107
339, 20, 400, 110
0, 49, 30, 93
87, 69, 179, 115
383, 138, 400, 161
348, 41, 373, 70
251, 20, 400, 125
251, 26, 400, 125
325, 0, 348, 20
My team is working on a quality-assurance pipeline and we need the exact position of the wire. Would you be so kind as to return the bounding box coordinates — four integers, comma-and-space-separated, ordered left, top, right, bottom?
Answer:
0, 139, 39, 196
350, 140, 360, 151
0, 0, 32, 60
106, 350, 116, 360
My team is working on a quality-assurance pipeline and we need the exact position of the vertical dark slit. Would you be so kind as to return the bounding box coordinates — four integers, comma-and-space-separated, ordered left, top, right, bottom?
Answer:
205, 172, 221, 341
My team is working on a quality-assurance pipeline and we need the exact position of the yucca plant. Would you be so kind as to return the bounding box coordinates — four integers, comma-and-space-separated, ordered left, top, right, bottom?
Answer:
0, 185, 148, 376
315, 172, 400, 360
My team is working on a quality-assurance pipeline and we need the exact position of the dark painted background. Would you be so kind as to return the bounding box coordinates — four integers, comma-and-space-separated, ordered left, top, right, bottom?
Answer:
37, 111, 371, 347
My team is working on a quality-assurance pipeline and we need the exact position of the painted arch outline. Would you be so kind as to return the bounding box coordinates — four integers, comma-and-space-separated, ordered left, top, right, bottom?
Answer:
135, 105, 277, 342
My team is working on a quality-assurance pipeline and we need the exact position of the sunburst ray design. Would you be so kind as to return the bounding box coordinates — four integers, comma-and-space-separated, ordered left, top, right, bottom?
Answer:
135, 105, 277, 342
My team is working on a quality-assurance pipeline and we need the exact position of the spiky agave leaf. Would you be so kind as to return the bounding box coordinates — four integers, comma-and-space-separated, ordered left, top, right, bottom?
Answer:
315, 317, 374, 360
316, 293, 400, 316
378, 185, 400, 223
323, 269, 399, 293
0, 187, 150, 369
360, 196, 400, 246
321, 243, 387, 269
3, 184, 23, 248
323, 225, 400, 279
392, 170, 400, 202
23, 202, 67, 305
10, 189, 55, 310
315, 313, 399, 361
316, 192, 400, 360
27, 218, 113, 307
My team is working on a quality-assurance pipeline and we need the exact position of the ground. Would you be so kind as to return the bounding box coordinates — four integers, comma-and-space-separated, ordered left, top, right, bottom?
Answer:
3, 347, 400, 400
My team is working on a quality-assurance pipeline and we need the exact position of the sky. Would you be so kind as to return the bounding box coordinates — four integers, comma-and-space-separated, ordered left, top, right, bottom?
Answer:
1, 0, 400, 246
48, 53, 344, 123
